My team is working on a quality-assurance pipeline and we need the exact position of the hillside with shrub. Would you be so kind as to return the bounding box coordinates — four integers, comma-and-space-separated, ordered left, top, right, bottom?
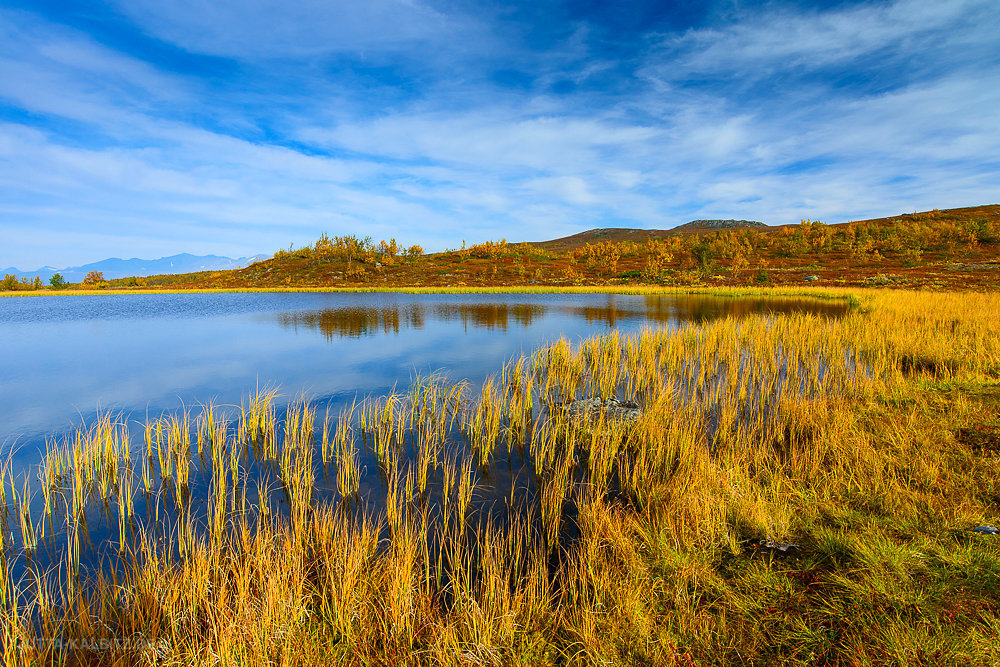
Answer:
5, 205, 998, 292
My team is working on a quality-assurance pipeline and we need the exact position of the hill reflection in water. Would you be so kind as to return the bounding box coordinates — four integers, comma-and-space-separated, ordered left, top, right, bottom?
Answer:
274, 294, 848, 340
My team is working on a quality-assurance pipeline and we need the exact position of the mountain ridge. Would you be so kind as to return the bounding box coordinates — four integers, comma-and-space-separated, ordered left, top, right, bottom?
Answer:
528, 219, 770, 252
2, 252, 266, 283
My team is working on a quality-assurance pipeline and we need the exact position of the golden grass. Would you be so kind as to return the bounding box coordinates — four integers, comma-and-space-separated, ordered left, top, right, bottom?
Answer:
1, 287, 999, 665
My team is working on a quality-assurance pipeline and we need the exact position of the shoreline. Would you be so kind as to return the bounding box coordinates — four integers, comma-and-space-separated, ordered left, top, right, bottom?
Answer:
0, 283, 865, 303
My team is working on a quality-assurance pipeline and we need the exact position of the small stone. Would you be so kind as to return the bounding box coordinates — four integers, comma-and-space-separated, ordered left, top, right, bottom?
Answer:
972, 525, 998, 535
805, 275, 820, 282
560, 397, 641, 425
762, 540, 799, 552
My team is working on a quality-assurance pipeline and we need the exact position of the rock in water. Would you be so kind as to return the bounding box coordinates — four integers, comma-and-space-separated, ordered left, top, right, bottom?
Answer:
560, 397, 641, 425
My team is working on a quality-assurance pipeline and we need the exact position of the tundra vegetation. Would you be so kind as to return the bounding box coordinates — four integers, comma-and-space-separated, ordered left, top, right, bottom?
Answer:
186, 205, 998, 291
3, 205, 997, 293
0, 275, 42, 292
1, 287, 999, 665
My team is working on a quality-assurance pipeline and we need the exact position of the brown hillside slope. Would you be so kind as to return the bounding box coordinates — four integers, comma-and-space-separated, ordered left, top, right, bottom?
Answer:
534, 205, 999, 254
530, 220, 767, 253
772, 204, 1000, 232
24, 203, 995, 293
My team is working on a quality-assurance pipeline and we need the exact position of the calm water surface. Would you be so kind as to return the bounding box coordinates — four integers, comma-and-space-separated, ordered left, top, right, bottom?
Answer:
0, 292, 846, 463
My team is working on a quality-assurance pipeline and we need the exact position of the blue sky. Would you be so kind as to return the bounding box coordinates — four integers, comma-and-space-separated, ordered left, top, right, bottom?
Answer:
1, 0, 998, 268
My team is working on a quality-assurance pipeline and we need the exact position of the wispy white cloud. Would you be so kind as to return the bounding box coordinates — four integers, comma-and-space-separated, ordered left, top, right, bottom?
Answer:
0, 9, 190, 127
654, 0, 998, 78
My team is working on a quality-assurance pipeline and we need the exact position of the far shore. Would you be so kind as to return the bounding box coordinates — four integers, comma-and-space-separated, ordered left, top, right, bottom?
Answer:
0, 284, 865, 305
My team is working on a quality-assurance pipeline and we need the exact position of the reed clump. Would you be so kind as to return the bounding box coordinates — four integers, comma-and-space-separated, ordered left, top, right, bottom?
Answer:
333, 413, 361, 500
2, 288, 1000, 665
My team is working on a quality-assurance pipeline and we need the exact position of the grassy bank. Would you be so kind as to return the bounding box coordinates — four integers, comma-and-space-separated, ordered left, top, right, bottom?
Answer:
0, 283, 860, 303
1, 288, 999, 665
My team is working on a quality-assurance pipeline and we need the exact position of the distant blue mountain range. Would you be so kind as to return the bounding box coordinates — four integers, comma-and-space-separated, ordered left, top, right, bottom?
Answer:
1, 253, 267, 283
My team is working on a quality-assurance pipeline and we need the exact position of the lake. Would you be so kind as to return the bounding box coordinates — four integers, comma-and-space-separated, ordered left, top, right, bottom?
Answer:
0, 291, 847, 461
